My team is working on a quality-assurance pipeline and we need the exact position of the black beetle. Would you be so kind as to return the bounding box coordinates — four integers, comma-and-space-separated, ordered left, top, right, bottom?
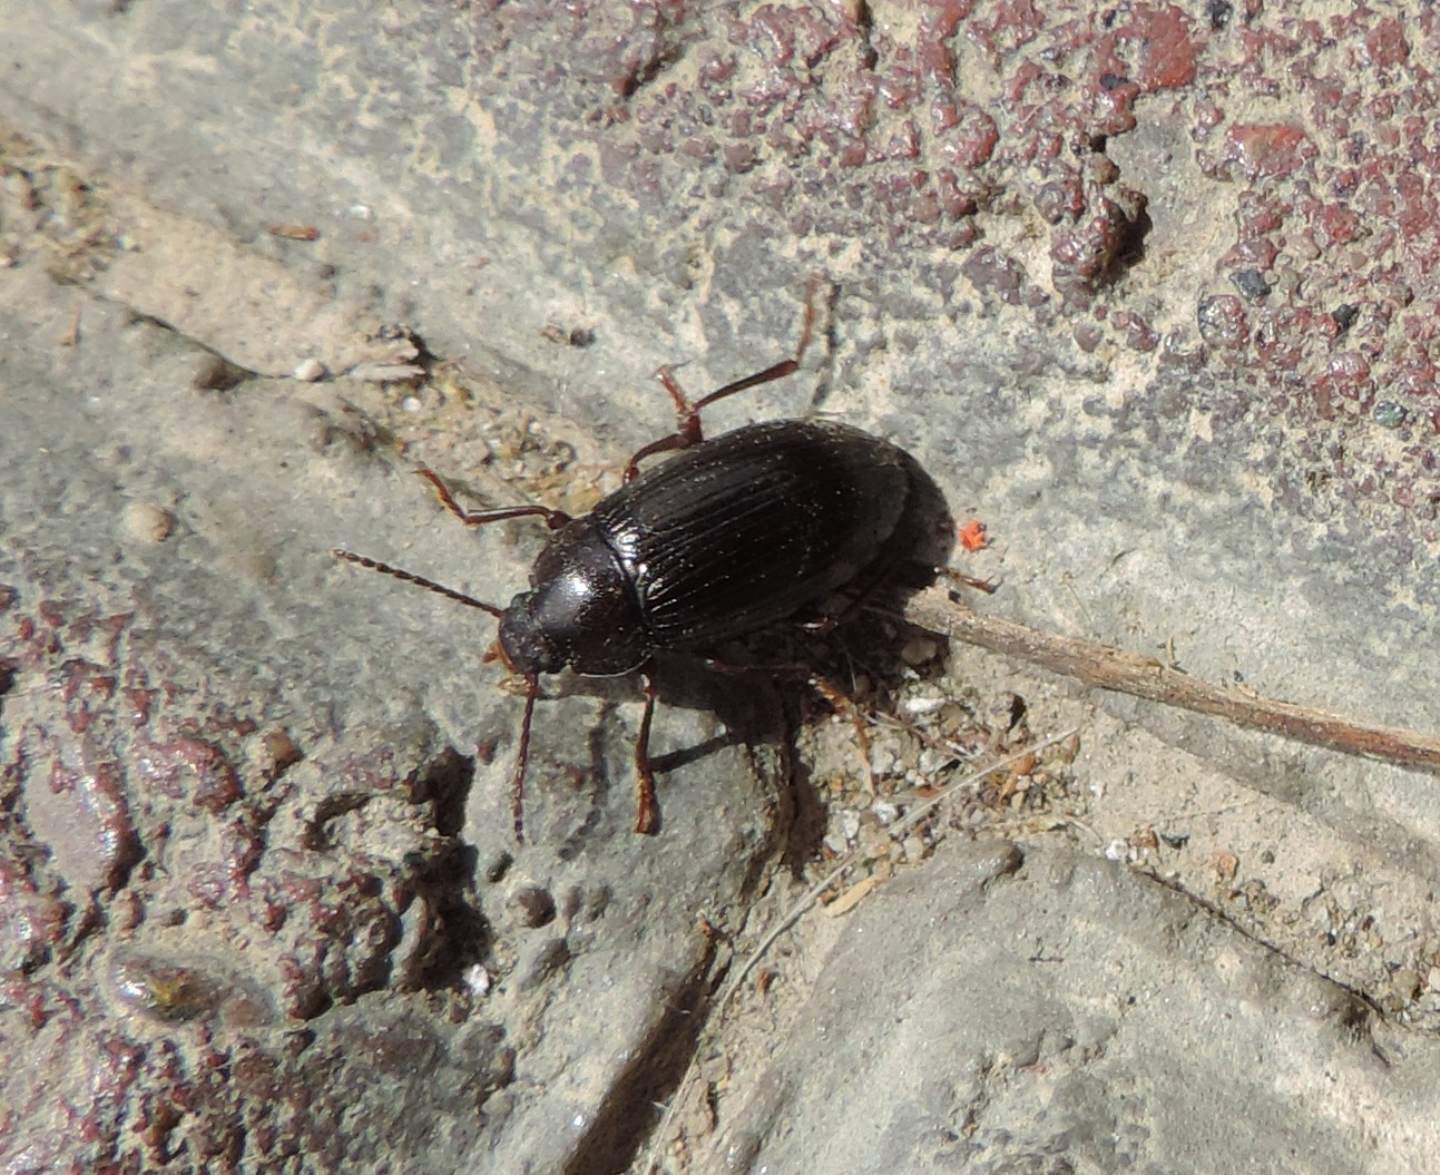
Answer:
336, 296, 925, 840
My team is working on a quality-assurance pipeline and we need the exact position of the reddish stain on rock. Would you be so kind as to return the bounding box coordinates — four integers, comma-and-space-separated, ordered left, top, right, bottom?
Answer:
1313, 202, 1363, 247
1328, 350, 1373, 394
942, 101, 999, 169
1363, 18, 1410, 69
967, 0, 1042, 56
962, 245, 1027, 305
1223, 123, 1313, 180
1050, 189, 1148, 298
28, 751, 139, 893
1112, 310, 1160, 352
1115, 3, 1199, 92
136, 736, 241, 813
0, 858, 68, 972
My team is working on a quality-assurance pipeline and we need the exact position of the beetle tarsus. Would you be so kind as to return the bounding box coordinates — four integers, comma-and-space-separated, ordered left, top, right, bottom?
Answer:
935, 566, 1000, 595
808, 673, 878, 796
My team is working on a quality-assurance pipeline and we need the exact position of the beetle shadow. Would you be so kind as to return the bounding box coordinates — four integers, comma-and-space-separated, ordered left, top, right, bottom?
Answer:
547, 658, 787, 799
654, 446, 960, 866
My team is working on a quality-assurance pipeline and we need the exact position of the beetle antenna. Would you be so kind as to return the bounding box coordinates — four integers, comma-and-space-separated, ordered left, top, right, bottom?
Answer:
511, 675, 539, 843
332, 549, 505, 618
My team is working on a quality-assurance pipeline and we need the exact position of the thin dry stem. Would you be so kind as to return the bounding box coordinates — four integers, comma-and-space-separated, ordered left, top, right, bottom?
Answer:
900, 585, 1440, 774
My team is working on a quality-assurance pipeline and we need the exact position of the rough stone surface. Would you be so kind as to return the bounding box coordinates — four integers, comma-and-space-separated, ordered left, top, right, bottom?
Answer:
722, 840, 1440, 1173
2, 2, 1439, 1172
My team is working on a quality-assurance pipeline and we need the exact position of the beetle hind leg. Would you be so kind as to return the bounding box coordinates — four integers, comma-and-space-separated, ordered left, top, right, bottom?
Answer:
807, 672, 879, 796
623, 282, 820, 482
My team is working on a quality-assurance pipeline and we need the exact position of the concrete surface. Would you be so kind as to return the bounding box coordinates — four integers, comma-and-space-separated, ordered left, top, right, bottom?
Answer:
2, 2, 1438, 1172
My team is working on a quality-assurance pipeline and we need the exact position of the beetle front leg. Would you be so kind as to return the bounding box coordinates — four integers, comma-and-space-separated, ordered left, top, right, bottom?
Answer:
510, 674, 540, 844
417, 468, 571, 531
633, 668, 661, 834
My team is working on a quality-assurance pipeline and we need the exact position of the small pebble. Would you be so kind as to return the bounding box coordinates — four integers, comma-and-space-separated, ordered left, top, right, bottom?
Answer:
464, 963, 492, 997
1229, 268, 1270, 301
871, 800, 899, 826
1372, 400, 1407, 428
903, 695, 946, 715
191, 353, 244, 391
918, 748, 948, 775
251, 728, 301, 778
511, 885, 556, 928
122, 501, 174, 544
293, 357, 326, 382
900, 636, 940, 666
1392, 968, 1420, 1001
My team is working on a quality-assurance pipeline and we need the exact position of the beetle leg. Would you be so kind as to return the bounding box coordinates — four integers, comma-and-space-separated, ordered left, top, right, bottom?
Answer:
656, 366, 704, 426
622, 422, 694, 483
417, 468, 571, 531
509, 674, 540, 844
934, 565, 1000, 594
807, 673, 879, 796
623, 284, 819, 482
633, 669, 661, 834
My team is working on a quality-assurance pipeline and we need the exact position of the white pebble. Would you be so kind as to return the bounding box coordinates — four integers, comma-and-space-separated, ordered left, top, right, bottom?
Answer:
122, 501, 174, 544
903, 695, 946, 715
900, 636, 940, 666
463, 963, 491, 996
293, 357, 326, 382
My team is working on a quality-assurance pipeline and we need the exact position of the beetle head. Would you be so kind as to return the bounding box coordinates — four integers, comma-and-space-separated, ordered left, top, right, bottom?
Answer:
496, 596, 566, 676
496, 517, 650, 677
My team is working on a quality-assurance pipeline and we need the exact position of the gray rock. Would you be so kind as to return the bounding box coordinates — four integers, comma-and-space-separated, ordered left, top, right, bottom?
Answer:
3, 3, 1439, 1173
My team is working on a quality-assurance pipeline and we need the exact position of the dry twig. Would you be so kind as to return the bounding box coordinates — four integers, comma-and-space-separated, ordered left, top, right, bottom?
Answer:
900, 584, 1440, 774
